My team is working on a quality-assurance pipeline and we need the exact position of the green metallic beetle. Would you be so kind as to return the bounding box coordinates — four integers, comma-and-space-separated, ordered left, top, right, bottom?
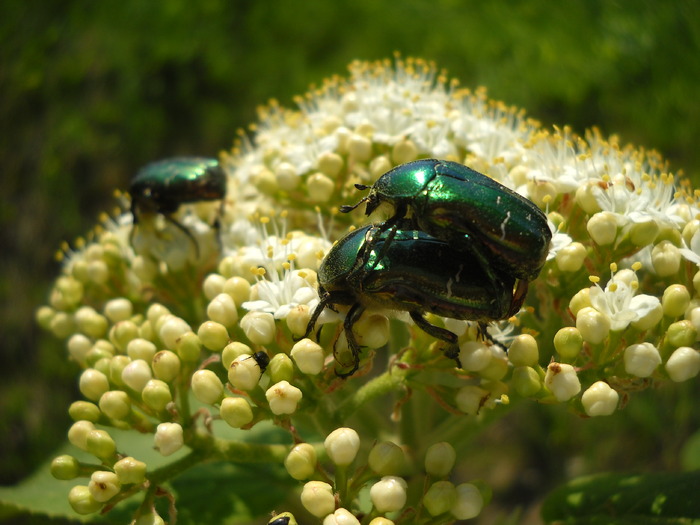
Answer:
305, 223, 516, 377
129, 157, 226, 255
340, 159, 551, 308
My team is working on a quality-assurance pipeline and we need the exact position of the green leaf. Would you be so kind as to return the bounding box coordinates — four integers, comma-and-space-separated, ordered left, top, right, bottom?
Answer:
541, 470, 700, 524
0, 423, 295, 524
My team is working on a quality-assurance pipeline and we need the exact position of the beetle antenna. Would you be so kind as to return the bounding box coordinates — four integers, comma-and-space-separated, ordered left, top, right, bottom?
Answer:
354, 183, 370, 191
339, 196, 367, 214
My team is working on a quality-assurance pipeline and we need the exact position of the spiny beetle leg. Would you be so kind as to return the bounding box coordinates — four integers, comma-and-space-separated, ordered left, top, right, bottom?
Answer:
409, 311, 461, 368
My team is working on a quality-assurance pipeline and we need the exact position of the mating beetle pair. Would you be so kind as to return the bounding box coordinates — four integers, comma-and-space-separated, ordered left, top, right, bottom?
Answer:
129, 157, 227, 256
307, 159, 551, 376
306, 222, 517, 376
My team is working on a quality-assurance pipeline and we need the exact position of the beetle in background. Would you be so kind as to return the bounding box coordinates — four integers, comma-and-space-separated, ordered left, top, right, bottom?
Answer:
129, 157, 226, 256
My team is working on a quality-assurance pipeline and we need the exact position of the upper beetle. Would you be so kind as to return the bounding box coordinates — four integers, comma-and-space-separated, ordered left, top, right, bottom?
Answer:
304, 222, 516, 377
341, 159, 551, 286
129, 157, 226, 254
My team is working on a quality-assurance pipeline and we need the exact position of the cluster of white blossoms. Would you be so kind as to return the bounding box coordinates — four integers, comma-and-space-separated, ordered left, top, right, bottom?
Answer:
39, 57, 700, 523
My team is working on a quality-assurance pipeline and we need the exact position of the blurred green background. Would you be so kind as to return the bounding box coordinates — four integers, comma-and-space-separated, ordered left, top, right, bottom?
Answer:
2, 0, 699, 521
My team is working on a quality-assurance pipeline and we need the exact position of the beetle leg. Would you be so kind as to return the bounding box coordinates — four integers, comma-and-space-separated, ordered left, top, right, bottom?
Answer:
476, 322, 507, 353
301, 287, 333, 341
409, 311, 462, 368
335, 303, 366, 378
507, 279, 529, 317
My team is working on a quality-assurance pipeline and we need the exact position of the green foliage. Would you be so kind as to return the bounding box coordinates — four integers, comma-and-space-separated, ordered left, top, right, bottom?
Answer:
541, 471, 700, 524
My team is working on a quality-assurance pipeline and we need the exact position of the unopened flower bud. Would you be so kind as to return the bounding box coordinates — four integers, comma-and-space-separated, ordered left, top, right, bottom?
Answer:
126, 338, 157, 362
88, 470, 121, 502
451, 483, 484, 520
555, 242, 587, 272
508, 334, 539, 367
220, 396, 254, 428
113, 456, 147, 484
252, 168, 278, 194
68, 420, 95, 451
370, 476, 407, 512
458, 341, 492, 371
151, 350, 180, 382
512, 366, 542, 397
581, 381, 619, 416
652, 240, 681, 276
176, 331, 202, 362
662, 284, 690, 318
197, 321, 230, 351
275, 162, 300, 191
629, 218, 660, 247
307, 172, 335, 203
285, 443, 317, 480
121, 359, 152, 392
50, 311, 75, 339
203, 273, 226, 300
324, 427, 360, 466
392, 139, 418, 165
266, 381, 303, 415
154, 423, 184, 456
191, 370, 224, 405
553, 327, 583, 359
575, 307, 610, 344
423, 480, 456, 516
142, 379, 173, 411
568, 288, 591, 316
354, 313, 390, 348
368, 519, 394, 525
666, 320, 697, 348
624, 343, 661, 377
318, 151, 344, 177
159, 315, 191, 350
104, 297, 134, 323
323, 508, 360, 525
109, 321, 139, 352
425, 442, 456, 477
665, 347, 700, 382
99, 391, 131, 420
348, 134, 372, 161
587, 212, 618, 246
79, 369, 110, 402
51, 454, 80, 480
222, 276, 251, 305
87, 260, 109, 284
455, 385, 488, 415
300, 481, 335, 518
135, 513, 165, 525
69, 400, 101, 422
222, 342, 252, 369
268, 353, 295, 383
291, 338, 325, 375
68, 485, 102, 515
86, 429, 116, 460
545, 362, 581, 401
368, 441, 405, 476
240, 311, 276, 345
207, 293, 239, 329
67, 334, 92, 365
229, 354, 265, 391
286, 305, 311, 337
75, 307, 109, 339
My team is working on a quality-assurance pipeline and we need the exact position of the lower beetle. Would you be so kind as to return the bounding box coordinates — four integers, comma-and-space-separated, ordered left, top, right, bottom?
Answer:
129, 157, 227, 255
305, 223, 516, 377
340, 159, 551, 305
